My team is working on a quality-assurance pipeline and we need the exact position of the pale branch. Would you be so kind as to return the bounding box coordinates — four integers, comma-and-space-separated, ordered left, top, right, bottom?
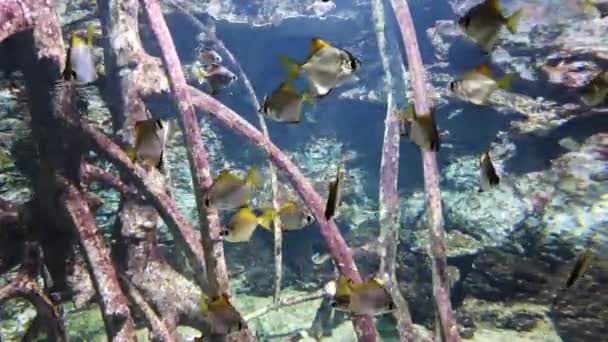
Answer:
187, 87, 379, 341
0, 0, 52, 43
81, 162, 136, 197
139, 0, 230, 300
388, 1, 460, 341
61, 181, 136, 340
81, 122, 208, 289
120, 275, 180, 342
371, 0, 422, 340
244, 286, 328, 322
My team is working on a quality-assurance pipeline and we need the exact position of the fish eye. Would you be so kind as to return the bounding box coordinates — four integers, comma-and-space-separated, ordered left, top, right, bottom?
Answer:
230, 75, 237, 82
305, 215, 313, 223
204, 198, 211, 207
448, 81, 455, 91
330, 301, 338, 308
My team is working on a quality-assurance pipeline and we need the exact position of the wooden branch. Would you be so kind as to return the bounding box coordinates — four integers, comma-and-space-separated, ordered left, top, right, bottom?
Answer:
62, 182, 136, 340
81, 162, 136, 197
187, 87, 379, 341
244, 286, 327, 322
120, 275, 179, 342
371, 0, 423, 340
0, 0, 51, 43
387, 1, 460, 341
140, 0, 230, 299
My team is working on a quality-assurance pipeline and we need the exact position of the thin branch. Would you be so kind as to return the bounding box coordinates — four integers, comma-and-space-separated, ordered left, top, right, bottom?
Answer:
0, 0, 48, 43
120, 275, 179, 342
81, 162, 136, 197
140, 0, 230, 298
187, 87, 379, 341
387, 1, 460, 341
244, 286, 327, 322
81, 122, 208, 288
61, 181, 136, 340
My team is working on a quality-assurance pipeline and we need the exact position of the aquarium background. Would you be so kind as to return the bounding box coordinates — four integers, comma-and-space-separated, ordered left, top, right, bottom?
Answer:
1, 0, 607, 341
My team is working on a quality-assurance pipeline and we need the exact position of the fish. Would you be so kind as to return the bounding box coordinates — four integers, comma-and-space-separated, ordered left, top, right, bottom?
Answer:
396, 105, 415, 137
331, 275, 395, 316
280, 37, 361, 97
204, 167, 261, 210
449, 64, 515, 105
457, 0, 522, 52
126, 118, 170, 170
264, 201, 314, 232
324, 163, 343, 220
566, 248, 593, 288
220, 207, 274, 243
65, 23, 97, 85
479, 151, 500, 192
260, 81, 314, 123
199, 47, 223, 65
200, 293, 246, 336
580, 71, 608, 107
404, 105, 440, 152
193, 63, 237, 95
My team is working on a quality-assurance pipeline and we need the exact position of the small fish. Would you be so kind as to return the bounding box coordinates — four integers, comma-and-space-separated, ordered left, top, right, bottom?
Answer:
479, 151, 500, 192
260, 81, 314, 123
396, 106, 415, 137
449, 64, 515, 105
404, 105, 440, 152
324, 163, 343, 220
331, 275, 395, 316
271, 201, 314, 231
581, 71, 608, 107
65, 23, 97, 85
199, 47, 223, 65
566, 248, 593, 288
457, 0, 523, 52
204, 167, 261, 210
126, 118, 170, 170
200, 293, 246, 336
194, 63, 237, 95
280, 37, 361, 97
220, 207, 274, 243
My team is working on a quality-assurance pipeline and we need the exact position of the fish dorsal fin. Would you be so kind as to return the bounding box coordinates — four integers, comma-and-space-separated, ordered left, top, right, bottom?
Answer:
200, 292, 210, 313
487, 0, 502, 12
336, 275, 354, 297
480, 151, 490, 163
216, 169, 240, 183
280, 81, 298, 95
71, 32, 85, 48
474, 64, 493, 77
86, 22, 94, 46
209, 294, 232, 310
280, 201, 297, 213
310, 37, 331, 56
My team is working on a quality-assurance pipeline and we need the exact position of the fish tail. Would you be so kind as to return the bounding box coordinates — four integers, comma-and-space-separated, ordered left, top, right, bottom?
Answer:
257, 209, 275, 230
505, 8, 523, 34
302, 91, 315, 104
200, 292, 209, 313
583, 0, 596, 14
279, 55, 301, 82
86, 22, 95, 46
245, 166, 261, 187
495, 73, 517, 90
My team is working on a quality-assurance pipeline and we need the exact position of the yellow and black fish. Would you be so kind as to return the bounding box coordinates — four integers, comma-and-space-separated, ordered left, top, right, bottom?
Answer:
479, 151, 500, 192
324, 163, 343, 220
260, 81, 313, 123
200, 293, 246, 336
220, 207, 274, 243
265, 201, 314, 232
126, 118, 170, 170
331, 275, 395, 316
280, 37, 360, 97
205, 167, 261, 210
198, 46, 223, 65
64, 23, 97, 84
193, 63, 237, 95
449, 64, 515, 105
402, 105, 440, 152
566, 248, 593, 288
457, 0, 523, 52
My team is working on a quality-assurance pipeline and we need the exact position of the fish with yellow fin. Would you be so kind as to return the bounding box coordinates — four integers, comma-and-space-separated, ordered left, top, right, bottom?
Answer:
449, 64, 515, 105
220, 207, 274, 243
200, 293, 246, 336
580, 71, 608, 107
399, 104, 440, 152
126, 118, 170, 170
260, 81, 314, 123
193, 63, 237, 95
457, 0, 523, 52
479, 151, 500, 192
566, 248, 594, 288
205, 167, 261, 210
64, 23, 97, 85
262, 201, 314, 232
198, 46, 223, 65
280, 37, 361, 97
331, 274, 395, 316
324, 163, 343, 220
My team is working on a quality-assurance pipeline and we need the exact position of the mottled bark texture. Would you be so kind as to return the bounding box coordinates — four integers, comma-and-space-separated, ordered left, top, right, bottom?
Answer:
0, 0, 54, 43
187, 88, 379, 341
388, 1, 460, 341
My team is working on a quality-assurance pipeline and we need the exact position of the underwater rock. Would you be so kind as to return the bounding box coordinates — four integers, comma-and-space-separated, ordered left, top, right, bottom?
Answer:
496, 310, 543, 332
